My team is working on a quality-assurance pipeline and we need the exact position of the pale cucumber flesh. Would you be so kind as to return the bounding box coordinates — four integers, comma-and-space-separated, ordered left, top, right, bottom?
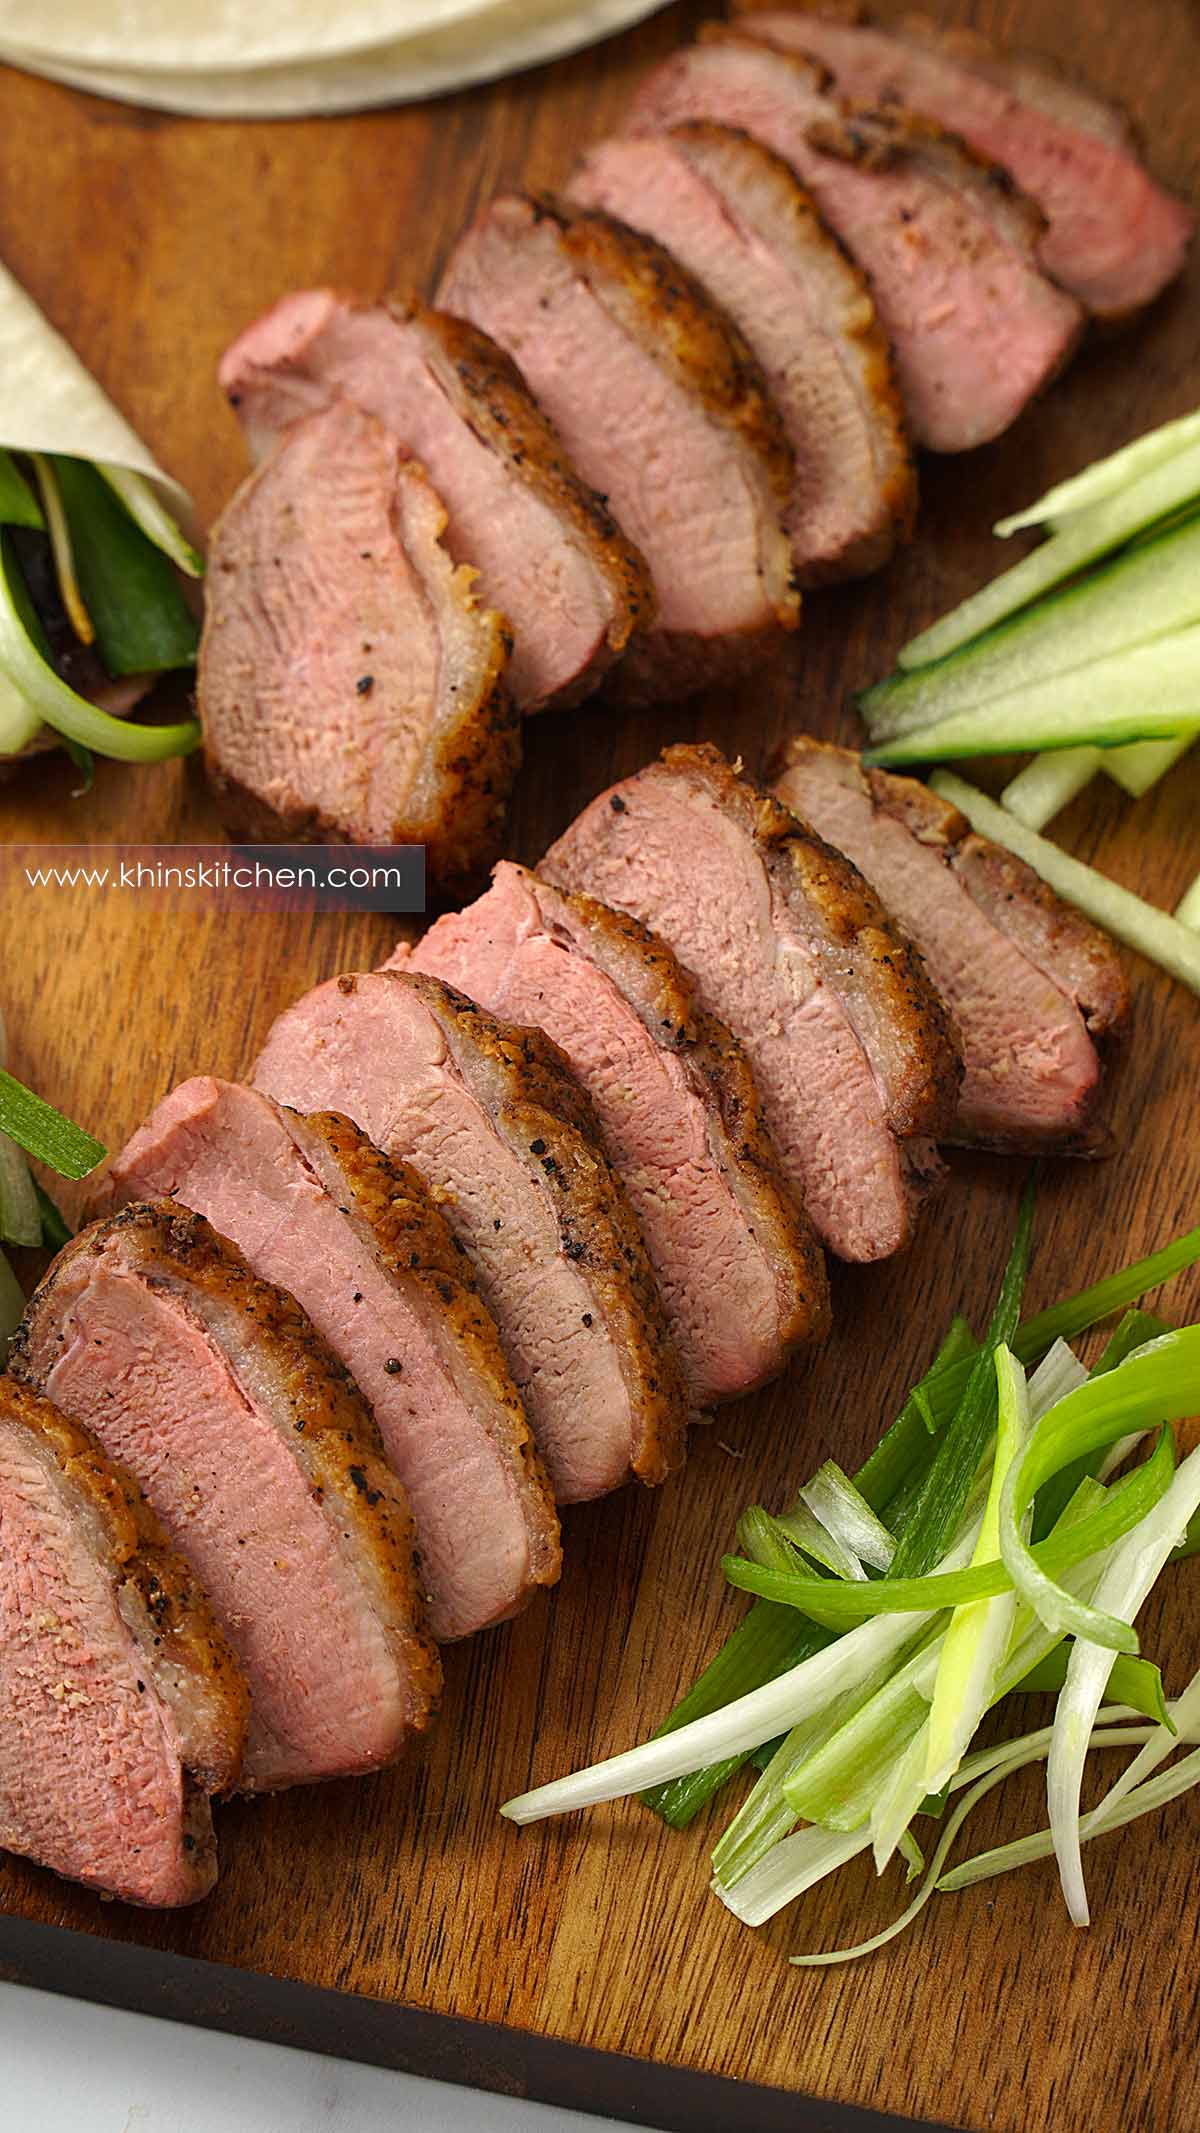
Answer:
1103, 733, 1194, 798
1001, 748, 1102, 831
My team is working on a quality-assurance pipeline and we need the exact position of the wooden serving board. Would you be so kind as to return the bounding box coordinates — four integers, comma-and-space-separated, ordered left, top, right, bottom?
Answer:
1, 4, 1199, 2127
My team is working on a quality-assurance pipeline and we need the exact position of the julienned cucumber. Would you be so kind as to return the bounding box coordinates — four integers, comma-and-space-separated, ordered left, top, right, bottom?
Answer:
1103, 734, 1194, 799
864, 629, 1200, 768
1001, 749, 1102, 831
898, 440, 1200, 670
994, 409, 1200, 537
860, 514, 1200, 741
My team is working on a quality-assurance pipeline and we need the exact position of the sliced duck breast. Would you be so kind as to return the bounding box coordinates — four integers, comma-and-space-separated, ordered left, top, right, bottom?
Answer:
569, 125, 915, 582
542, 743, 961, 1263
627, 35, 1084, 452
0, 1379, 248, 1907
397, 862, 830, 1406
100, 1080, 560, 1642
742, 9, 1193, 320
199, 397, 519, 897
219, 293, 654, 714
10, 1205, 441, 1794
438, 192, 799, 703
254, 969, 688, 1501
771, 742, 1128, 1150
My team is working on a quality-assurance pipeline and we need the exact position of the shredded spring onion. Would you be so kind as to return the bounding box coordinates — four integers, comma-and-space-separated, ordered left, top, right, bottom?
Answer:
97, 463, 204, 579
0, 1067, 105, 1179
30, 452, 93, 645
797, 1462, 895, 1572
0, 530, 200, 763
0, 1006, 39, 1247
722, 1432, 1174, 1628
998, 1330, 1200, 1655
1047, 1439, 1200, 1923
940, 1735, 1200, 1895
925, 1349, 1031, 1793
773, 1498, 866, 1581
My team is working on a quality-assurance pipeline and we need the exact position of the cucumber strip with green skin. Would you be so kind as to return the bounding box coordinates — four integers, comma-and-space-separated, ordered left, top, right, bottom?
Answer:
1177, 872, 1200, 930
931, 774, 1200, 996
994, 410, 1200, 537
899, 440, 1200, 670
862, 515, 1200, 741
0, 532, 200, 763
52, 457, 199, 677
0, 449, 43, 530
1103, 733, 1194, 798
98, 464, 203, 579
1002, 748, 1102, 830
866, 631, 1200, 768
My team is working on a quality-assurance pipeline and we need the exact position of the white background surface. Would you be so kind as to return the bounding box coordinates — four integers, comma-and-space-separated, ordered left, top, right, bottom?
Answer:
0, 1982, 666, 2133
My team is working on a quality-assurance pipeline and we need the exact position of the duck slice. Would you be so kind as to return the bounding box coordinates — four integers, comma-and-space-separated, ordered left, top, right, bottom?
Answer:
569, 124, 915, 582
199, 397, 519, 899
10, 1204, 441, 1794
770, 739, 1128, 1151
0, 1377, 248, 1906
398, 861, 830, 1407
542, 742, 961, 1263
438, 192, 799, 704
627, 34, 1084, 452
100, 1080, 560, 1641
219, 292, 655, 715
254, 969, 689, 1501
742, 9, 1193, 319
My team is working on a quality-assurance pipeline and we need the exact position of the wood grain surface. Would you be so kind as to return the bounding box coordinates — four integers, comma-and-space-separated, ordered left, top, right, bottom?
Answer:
1, 4, 1199, 2129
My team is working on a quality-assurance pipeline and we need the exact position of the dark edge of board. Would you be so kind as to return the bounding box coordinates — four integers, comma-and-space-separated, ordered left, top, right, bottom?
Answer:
0, 1914, 963, 2133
